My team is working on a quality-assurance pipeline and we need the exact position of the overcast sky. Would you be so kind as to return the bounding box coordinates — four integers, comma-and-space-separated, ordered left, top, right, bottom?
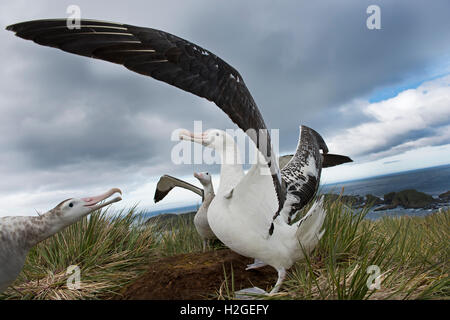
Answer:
1, 0, 449, 216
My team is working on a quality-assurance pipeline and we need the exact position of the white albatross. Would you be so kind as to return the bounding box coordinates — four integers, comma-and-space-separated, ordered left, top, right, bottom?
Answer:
179, 128, 328, 294
0, 188, 122, 293
154, 172, 216, 251
192, 172, 216, 251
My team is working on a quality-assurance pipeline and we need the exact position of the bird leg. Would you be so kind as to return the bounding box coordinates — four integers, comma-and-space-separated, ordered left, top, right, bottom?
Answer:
235, 267, 287, 299
203, 239, 210, 252
269, 268, 286, 295
246, 259, 267, 270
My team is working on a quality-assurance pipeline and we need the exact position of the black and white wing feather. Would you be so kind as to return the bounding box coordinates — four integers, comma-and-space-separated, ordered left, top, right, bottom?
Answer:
275, 127, 352, 225
277, 126, 328, 224
280, 153, 352, 169
154, 175, 204, 203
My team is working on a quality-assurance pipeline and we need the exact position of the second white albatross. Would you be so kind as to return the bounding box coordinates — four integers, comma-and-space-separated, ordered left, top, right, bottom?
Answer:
154, 172, 216, 251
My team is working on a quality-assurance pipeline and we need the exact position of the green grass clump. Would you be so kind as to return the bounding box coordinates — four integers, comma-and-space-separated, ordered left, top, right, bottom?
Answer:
282, 200, 449, 300
149, 213, 204, 255
148, 214, 226, 255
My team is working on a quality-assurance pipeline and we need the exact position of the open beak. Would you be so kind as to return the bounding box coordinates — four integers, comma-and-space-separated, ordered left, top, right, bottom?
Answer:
82, 188, 122, 210
178, 129, 209, 146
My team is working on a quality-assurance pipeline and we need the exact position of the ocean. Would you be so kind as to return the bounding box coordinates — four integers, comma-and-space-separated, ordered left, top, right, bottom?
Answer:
322, 164, 450, 219
321, 164, 450, 198
144, 164, 450, 220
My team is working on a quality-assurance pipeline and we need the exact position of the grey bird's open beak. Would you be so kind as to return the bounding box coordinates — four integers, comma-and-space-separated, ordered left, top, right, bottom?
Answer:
82, 188, 122, 210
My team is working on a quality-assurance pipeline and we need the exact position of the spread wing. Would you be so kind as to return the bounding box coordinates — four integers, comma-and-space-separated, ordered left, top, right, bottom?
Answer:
154, 175, 203, 203
277, 126, 327, 225
276, 128, 352, 224
7, 19, 285, 208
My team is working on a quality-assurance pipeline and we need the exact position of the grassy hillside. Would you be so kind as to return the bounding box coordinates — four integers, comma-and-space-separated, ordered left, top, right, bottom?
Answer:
0, 199, 448, 300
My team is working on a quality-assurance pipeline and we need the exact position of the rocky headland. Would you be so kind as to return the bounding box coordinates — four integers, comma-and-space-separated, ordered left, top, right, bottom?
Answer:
324, 189, 450, 211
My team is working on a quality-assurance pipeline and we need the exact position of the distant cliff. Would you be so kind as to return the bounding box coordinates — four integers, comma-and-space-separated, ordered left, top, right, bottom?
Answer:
324, 189, 450, 211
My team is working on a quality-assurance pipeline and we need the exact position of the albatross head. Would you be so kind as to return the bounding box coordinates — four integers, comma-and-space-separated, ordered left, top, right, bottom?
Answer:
178, 129, 235, 152
51, 188, 122, 225
193, 171, 211, 186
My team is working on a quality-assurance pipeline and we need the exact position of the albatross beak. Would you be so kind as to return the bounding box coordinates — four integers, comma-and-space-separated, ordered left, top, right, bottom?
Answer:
82, 188, 122, 210
178, 129, 208, 146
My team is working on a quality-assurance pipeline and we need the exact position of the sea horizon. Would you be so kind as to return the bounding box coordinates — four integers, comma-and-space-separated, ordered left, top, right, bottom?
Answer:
143, 163, 450, 219
324, 163, 450, 188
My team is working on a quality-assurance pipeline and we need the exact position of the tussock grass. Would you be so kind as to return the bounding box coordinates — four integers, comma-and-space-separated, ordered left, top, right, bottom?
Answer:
147, 213, 226, 255
149, 214, 204, 255
0, 199, 448, 300
282, 200, 449, 300
217, 264, 236, 300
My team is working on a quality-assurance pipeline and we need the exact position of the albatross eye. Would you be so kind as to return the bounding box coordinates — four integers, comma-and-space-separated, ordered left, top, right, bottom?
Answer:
69, 203, 74, 208
216, 133, 219, 136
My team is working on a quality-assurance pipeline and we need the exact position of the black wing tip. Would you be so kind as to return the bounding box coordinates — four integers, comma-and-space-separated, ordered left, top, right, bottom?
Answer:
154, 175, 172, 202
323, 154, 353, 168
333, 154, 353, 164
6, 18, 126, 33
153, 190, 165, 203
6, 19, 63, 32
5, 22, 21, 32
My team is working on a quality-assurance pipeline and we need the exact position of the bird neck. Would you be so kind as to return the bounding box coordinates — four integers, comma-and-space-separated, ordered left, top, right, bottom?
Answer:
27, 208, 81, 247
24, 215, 59, 247
217, 144, 245, 195
203, 183, 214, 197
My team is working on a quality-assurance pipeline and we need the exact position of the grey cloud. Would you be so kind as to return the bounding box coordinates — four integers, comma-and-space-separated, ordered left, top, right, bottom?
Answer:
357, 127, 440, 157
